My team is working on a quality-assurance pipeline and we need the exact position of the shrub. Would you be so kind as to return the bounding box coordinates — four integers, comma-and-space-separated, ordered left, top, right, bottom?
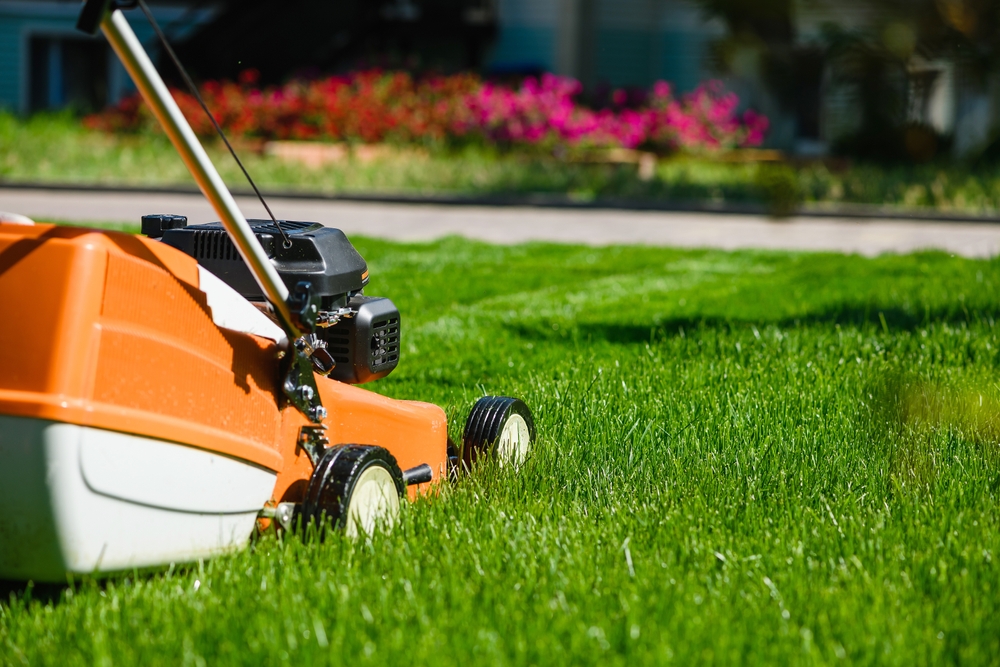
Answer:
755, 163, 801, 218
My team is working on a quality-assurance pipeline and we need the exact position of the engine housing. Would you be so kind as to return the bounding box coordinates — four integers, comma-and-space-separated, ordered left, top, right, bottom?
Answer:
143, 216, 400, 383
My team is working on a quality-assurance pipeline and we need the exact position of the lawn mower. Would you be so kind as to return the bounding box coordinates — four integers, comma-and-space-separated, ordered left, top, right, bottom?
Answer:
0, 0, 534, 583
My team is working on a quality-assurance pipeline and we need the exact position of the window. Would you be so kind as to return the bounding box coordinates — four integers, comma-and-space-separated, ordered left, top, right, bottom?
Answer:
29, 35, 109, 113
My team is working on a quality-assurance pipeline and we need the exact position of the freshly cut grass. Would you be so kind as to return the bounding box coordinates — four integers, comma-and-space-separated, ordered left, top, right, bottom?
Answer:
2, 237, 1000, 665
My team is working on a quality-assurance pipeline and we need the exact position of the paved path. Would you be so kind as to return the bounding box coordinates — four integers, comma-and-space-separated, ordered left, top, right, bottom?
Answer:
3, 187, 1000, 258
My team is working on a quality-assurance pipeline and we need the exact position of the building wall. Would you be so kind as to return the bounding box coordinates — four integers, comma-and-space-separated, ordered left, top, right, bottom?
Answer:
0, 1, 212, 114
795, 0, 995, 156
487, 0, 721, 93
593, 0, 720, 91
487, 0, 559, 72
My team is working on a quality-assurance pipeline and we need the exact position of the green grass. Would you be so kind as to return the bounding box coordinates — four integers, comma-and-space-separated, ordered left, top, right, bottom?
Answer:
3, 232, 1000, 665
7, 112, 1000, 214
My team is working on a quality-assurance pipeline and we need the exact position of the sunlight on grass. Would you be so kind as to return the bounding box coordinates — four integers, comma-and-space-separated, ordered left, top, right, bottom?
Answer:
2, 234, 999, 664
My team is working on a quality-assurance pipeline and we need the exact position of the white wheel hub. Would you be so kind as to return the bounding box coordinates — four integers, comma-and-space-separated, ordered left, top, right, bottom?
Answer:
345, 465, 400, 538
497, 413, 532, 468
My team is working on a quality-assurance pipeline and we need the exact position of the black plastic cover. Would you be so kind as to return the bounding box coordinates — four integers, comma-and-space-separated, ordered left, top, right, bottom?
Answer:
77, 0, 112, 35
141, 214, 187, 239
320, 296, 400, 384
158, 219, 369, 302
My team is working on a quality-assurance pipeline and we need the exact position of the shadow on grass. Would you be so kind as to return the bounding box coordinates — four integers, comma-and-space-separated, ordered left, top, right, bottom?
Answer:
506, 304, 999, 345
0, 579, 67, 609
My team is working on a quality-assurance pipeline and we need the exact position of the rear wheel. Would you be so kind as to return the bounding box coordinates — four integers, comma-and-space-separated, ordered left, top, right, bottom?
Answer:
462, 396, 535, 470
300, 445, 405, 538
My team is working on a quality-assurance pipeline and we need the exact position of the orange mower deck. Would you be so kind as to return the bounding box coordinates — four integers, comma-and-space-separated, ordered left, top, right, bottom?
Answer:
0, 220, 536, 584
0, 222, 447, 511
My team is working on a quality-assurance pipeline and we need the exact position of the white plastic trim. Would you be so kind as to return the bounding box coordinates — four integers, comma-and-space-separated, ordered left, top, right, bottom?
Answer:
0, 416, 276, 581
198, 266, 288, 347
0, 211, 35, 225
79, 425, 277, 513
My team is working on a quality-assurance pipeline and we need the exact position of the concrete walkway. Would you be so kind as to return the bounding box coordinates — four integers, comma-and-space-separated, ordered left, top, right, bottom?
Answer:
2, 186, 1000, 258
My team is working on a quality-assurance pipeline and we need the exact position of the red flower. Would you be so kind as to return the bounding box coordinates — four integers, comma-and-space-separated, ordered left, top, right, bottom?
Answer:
84, 71, 768, 153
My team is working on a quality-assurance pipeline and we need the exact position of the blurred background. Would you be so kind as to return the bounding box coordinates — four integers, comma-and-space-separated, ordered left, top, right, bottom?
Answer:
5, 0, 1000, 215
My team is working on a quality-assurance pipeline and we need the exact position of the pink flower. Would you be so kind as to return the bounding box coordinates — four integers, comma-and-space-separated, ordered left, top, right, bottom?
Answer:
86, 69, 767, 152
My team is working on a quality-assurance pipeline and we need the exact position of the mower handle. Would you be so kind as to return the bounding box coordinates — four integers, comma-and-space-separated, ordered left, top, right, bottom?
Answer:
77, 1, 301, 338
77, 0, 133, 36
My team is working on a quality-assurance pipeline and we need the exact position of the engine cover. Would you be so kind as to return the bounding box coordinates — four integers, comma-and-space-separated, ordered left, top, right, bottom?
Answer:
321, 296, 400, 384
153, 218, 369, 307
145, 216, 400, 384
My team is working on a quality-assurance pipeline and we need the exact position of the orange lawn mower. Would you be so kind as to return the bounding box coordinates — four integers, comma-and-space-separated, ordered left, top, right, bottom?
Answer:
0, 0, 535, 583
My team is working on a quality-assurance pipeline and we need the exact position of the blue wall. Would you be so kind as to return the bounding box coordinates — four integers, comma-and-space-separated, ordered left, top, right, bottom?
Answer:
0, 2, 208, 113
484, 1, 714, 92
595, 29, 712, 92
487, 26, 557, 73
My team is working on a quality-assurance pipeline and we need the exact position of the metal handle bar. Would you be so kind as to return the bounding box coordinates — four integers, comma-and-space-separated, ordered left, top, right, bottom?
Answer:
99, 9, 300, 338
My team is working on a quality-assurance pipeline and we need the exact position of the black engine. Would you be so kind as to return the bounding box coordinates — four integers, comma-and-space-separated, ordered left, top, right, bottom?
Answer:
142, 215, 400, 384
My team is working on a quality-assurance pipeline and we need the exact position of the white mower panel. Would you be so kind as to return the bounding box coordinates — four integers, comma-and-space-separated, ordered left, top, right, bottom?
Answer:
0, 416, 275, 582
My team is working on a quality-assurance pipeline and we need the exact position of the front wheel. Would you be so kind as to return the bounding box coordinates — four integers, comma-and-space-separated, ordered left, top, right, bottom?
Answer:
462, 396, 535, 470
299, 445, 405, 538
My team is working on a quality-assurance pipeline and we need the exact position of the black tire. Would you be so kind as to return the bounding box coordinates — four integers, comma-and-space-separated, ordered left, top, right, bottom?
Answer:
299, 445, 405, 538
461, 396, 535, 469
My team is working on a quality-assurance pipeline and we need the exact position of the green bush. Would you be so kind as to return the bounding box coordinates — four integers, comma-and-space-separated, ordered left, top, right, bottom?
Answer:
754, 163, 801, 217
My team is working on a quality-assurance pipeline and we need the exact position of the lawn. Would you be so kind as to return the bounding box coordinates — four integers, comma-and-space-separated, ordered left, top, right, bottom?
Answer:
2, 230, 999, 665
6, 112, 1000, 215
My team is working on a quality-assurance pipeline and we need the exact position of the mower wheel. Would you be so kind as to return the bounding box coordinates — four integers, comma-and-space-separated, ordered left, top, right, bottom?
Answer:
299, 445, 405, 538
462, 396, 535, 470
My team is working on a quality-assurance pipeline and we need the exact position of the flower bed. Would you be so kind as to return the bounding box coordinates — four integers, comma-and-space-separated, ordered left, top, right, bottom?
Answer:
85, 70, 768, 154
